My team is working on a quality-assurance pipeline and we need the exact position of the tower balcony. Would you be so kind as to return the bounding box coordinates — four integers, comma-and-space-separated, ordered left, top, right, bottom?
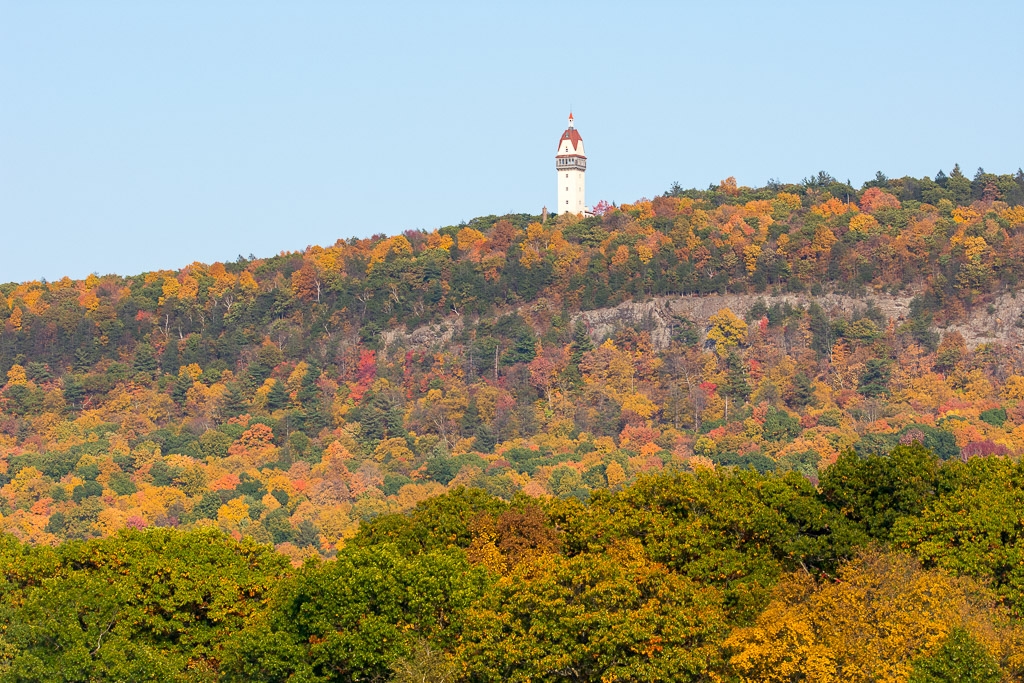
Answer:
555, 156, 587, 171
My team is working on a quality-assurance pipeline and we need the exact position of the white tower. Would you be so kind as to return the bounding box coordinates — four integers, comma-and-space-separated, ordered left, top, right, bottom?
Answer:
556, 112, 586, 215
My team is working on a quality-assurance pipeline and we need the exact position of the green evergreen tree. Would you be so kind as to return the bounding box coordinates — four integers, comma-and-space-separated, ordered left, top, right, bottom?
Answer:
501, 330, 537, 366
295, 362, 320, 408
293, 519, 322, 550
194, 493, 222, 520
564, 320, 594, 387
460, 397, 482, 437
721, 351, 750, 419
947, 163, 973, 204
246, 343, 282, 389
266, 379, 288, 411
569, 320, 593, 364
160, 340, 180, 375
172, 373, 193, 405
786, 372, 815, 409
73, 343, 98, 372
181, 334, 206, 367
25, 362, 50, 382
763, 406, 800, 442
62, 376, 85, 411
45, 511, 66, 535
859, 359, 892, 397
807, 303, 835, 359
133, 343, 159, 376
473, 423, 497, 453
219, 382, 248, 419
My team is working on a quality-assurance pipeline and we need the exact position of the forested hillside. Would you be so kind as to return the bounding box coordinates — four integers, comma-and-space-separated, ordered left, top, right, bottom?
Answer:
1, 166, 1024, 560
3, 167, 1024, 679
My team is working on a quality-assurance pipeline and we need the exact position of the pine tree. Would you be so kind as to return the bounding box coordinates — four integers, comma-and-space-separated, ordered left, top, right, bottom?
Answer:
474, 423, 497, 453
172, 373, 193, 405
62, 376, 85, 411
721, 352, 750, 421
133, 343, 159, 376
858, 359, 891, 398
786, 372, 815, 409
161, 340, 180, 375
74, 344, 98, 372
460, 397, 482, 437
570, 320, 594, 363
296, 362, 320, 408
266, 379, 288, 411
564, 321, 594, 387
947, 163, 972, 204
218, 382, 248, 419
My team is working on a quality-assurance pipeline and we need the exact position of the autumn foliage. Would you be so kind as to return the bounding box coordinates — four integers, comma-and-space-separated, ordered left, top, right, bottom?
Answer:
0, 167, 1023, 677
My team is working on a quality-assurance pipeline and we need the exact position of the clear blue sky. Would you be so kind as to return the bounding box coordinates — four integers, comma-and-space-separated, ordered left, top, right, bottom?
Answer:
2, 1, 1022, 284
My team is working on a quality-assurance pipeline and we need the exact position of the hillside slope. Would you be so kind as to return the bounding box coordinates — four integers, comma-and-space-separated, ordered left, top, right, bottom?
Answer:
1, 168, 1024, 557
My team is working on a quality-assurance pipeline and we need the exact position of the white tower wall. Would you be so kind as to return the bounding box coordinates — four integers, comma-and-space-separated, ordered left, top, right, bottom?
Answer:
557, 168, 586, 215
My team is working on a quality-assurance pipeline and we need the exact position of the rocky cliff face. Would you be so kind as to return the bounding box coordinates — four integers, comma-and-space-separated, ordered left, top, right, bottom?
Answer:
574, 292, 1024, 350
380, 292, 1024, 352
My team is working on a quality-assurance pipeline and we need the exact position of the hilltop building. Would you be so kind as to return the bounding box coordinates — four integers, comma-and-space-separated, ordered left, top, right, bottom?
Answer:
556, 113, 587, 215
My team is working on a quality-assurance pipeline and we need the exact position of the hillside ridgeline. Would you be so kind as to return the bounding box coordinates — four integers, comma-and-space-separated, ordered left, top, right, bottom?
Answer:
1, 167, 1023, 560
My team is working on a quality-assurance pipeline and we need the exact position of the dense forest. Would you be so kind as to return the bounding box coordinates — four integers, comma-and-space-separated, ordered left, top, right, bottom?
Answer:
2, 166, 1024, 679
3, 449, 1024, 680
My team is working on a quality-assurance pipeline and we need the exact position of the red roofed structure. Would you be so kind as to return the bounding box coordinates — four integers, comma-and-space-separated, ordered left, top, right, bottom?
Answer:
557, 127, 585, 154
556, 112, 586, 156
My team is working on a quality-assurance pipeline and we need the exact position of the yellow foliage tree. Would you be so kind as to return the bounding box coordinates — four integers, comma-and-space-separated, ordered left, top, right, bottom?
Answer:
179, 363, 203, 381
605, 460, 627, 488
1001, 375, 1024, 402
743, 244, 762, 274
217, 497, 251, 530
952, 206, 981, 224
707, 308, 748, 355
726, 550, 1022, 683
238, 271, 259, 294
848, 213, 880, 234
637, 243, 654, 264
812, 197, 856, 218
369, 235, 414, 269
5, 364, 28, 387
426, 231, 454, 251
179, 274, 200, 300
456, 227, 487, 250
79, 290, 101, 312
372, 437, 415, 464
161, 276, 180, 301
611, 244, 630, 268
771, 192, 802, 219
1001, 205, 1024, 227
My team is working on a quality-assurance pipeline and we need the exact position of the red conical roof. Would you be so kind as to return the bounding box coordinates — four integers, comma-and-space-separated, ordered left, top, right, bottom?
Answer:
557, 112, 585, 155
557, 127, 584, 153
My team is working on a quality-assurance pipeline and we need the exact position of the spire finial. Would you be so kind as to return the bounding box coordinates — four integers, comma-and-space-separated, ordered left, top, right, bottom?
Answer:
568, 111, 574, 128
